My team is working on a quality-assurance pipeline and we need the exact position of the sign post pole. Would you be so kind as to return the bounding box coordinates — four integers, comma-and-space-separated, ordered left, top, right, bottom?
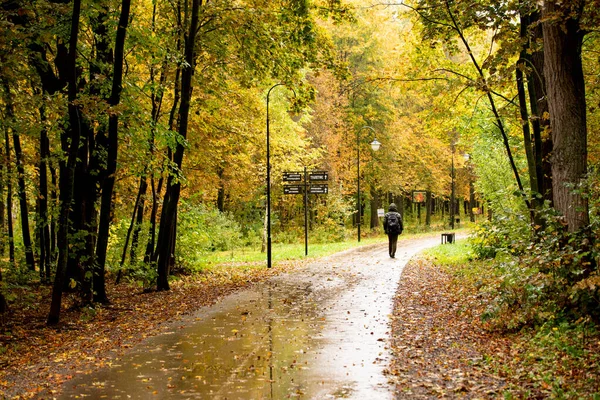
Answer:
283, 169, 329, 258
304, 166, 308, 256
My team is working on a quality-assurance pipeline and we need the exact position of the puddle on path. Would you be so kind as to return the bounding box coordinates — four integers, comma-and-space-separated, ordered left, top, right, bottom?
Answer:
60, 237, 441, 399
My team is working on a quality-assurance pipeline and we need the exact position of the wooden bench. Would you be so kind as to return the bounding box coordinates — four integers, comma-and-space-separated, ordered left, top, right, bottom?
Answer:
441, 233, 455, 244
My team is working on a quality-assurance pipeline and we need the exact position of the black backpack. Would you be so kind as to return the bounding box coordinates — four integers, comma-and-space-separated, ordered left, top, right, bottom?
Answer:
387, 212, 402, 234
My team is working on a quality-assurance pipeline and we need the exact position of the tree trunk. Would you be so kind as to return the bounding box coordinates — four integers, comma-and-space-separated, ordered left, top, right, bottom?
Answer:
524, 9, 552, 203
145, 57, 180, 263
542, 0, 588, 232
38, 101, 52, 282
116, 181, 145, 284
145, 177, 162, 262
369, 188, 379, 229
155, 0, 202, 291
2, 79, 35, 271
516, 61, 538, 196
217, 167, 225, 212
129, 177, 147, 264
49, 164, 58, 262
93, 0, 132, 303
48, 0, 83, 325
0, 126, 4, 257
3, 123, 15, 265
425, 191, 432, 226
469, 180, 475, 222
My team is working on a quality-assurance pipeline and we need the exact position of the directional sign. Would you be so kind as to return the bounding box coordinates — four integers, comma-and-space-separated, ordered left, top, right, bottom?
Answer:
284, 185, 304, 195
309, 171, 328, 181
309, 184, 328, 194
283, 172, 303, 182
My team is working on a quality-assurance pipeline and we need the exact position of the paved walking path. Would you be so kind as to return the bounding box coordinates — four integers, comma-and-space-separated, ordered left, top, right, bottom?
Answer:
60, 236, 444, 399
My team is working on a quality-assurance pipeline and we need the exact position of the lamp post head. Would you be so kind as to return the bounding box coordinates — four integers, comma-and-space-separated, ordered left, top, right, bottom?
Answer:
370, 138, 381, 151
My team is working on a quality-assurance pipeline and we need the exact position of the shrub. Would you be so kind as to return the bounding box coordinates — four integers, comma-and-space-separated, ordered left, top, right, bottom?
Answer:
478, 206, 600, 330
176, 201, 243, 271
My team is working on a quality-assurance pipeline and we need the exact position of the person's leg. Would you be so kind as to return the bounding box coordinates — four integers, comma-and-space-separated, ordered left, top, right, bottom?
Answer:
388, 234, 393, 257
391, 234, 398, 257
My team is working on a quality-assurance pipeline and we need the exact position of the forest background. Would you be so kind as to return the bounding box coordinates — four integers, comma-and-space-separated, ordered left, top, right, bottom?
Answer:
0, 0, 599, 371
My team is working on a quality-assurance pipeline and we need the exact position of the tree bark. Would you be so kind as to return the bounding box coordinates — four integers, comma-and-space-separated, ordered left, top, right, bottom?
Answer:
425, 190, 432, 226
542, 0, 588, 231
154, 0, 202, 291
2, 79, 35, 271
38, 101, 52, 281
94, 0, 132, 303
48, 0, 83, 325
369, 188, 379, 229
3, 120, 15, 265
524, 10, 552, 203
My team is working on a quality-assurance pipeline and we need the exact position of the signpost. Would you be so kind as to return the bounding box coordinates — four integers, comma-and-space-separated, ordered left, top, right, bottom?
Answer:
282, 168, 329, 256
309, 184, 328, 194
309, 171, 328, 181
283, 185, 303, 195
283, 172, 303, 182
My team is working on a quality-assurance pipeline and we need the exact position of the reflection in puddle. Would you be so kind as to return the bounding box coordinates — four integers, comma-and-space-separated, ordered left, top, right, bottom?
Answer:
60, 239, 439, 399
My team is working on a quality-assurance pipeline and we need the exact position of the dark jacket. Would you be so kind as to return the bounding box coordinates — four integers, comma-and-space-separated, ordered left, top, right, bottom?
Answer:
383, 203, 403, 235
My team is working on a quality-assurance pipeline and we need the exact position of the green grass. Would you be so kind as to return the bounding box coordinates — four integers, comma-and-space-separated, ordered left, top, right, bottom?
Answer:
422, 237, 473, 266
198, 235, 386, 268
196, 227, 471, 271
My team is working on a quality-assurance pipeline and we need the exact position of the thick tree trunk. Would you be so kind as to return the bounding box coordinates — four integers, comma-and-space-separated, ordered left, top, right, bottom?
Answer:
369, 188, 379, 229
542, 0, 588, 232
94, 0, 132, 303
524, 10, 552, 203
155, 0, 202, 291
48, 0, 83, 325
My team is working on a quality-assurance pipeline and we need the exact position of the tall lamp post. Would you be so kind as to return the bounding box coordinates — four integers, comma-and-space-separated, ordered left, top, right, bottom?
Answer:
450, 147, 455, 229
266, 83, 295, 268
357, 126, 382, 242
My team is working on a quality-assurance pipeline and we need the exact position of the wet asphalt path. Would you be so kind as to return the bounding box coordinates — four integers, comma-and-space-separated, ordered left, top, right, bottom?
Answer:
59, 235, 444, 399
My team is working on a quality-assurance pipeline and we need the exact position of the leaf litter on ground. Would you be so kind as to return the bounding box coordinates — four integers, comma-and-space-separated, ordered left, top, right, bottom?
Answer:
0, 262, 294, 399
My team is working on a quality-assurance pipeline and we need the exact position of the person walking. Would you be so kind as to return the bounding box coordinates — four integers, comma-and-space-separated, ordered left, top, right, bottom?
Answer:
383, 203, 403, 258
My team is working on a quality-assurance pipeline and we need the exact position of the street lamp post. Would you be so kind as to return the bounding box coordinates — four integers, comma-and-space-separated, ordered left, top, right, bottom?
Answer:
450, 148, 455, 229
357, 126, 382, 242
266, 83, 295, 269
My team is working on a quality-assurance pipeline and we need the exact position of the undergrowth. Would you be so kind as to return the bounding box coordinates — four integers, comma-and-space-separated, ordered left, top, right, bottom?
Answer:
426, 238, 600, 398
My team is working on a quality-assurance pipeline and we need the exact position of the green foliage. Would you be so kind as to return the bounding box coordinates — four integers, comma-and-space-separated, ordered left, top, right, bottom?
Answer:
470, 216, 530, 260
507, 319, 600, 398
473, 201, 600, 329
175, 201, 243, 272
125, 260, 158, 290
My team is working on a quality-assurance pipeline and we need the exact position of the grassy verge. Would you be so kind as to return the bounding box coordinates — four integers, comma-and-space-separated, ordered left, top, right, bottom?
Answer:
423, 238, 600, 399
195, 228, 469, 271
